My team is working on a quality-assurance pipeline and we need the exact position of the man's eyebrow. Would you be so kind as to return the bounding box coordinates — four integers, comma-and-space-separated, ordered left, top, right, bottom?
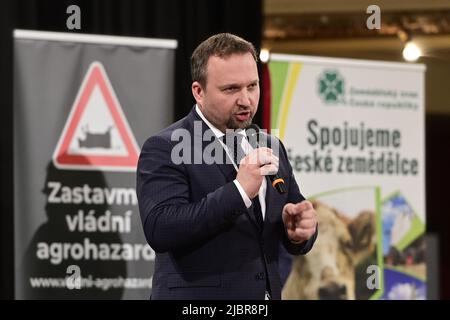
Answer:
218, 80, 259, 89
218, 83, 241, 90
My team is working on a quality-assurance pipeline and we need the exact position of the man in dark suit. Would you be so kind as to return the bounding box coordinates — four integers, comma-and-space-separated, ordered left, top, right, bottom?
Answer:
136, 33, 318, 300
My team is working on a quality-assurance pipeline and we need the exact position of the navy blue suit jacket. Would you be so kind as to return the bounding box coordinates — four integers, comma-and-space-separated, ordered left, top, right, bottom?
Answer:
136, 108, 317, 299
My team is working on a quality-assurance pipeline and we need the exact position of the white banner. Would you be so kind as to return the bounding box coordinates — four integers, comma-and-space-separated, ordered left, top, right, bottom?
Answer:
271, 54, 426, 300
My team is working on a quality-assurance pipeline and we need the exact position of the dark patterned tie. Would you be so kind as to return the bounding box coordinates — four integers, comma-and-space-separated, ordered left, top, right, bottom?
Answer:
251, 193, 264, 228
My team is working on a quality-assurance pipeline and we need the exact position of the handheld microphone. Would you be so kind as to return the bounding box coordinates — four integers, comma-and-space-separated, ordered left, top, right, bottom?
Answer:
245, 124, 286, 194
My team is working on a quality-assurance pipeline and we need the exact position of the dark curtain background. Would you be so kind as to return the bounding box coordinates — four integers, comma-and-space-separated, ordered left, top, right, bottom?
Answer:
426, 114, 450, 300
0, 0, 262, 299
0, 0, 15, 301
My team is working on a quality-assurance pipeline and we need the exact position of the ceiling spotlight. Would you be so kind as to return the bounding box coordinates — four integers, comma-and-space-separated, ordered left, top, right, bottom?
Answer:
403, 41, 422, 62
259, 48, 270, 63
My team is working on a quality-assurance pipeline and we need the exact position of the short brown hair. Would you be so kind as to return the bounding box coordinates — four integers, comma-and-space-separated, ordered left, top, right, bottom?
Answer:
191, 33, 258, 88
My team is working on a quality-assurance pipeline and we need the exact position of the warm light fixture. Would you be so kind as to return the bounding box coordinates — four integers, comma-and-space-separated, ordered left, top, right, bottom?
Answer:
259, 48, 270, 63
402, 41, 422, 62
397, 29, 422, 62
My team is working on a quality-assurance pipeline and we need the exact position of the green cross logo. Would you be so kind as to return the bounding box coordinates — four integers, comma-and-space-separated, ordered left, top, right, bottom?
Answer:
318, 70, 345, 103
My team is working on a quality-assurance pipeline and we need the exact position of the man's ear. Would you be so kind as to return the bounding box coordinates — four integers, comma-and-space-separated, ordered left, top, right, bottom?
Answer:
192, 81, 204, 104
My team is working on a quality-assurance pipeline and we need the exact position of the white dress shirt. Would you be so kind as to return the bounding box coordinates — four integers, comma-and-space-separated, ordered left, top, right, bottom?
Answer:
195, 105, 267, 220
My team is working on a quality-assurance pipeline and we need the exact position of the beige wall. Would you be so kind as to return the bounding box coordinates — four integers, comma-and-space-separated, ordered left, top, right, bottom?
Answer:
263, 38, 450, 115
263, 0, 450, 114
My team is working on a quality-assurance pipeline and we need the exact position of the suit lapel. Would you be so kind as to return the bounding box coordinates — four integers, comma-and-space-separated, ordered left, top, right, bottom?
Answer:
215, 140, 237, 183
189, 107, 236, 183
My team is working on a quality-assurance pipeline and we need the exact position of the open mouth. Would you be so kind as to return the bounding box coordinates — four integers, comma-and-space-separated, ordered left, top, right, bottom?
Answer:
234, 111, 251, 122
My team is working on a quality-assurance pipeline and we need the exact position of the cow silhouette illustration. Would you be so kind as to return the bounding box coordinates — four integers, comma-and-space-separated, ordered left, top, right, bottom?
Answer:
78, 125, 113, 149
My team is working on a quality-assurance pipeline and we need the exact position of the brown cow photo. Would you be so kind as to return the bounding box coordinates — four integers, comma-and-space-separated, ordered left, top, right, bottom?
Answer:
283, 200, 379, 300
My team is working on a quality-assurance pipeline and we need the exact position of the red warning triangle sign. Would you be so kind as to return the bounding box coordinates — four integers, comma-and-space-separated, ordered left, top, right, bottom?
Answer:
53, 61, 140, 171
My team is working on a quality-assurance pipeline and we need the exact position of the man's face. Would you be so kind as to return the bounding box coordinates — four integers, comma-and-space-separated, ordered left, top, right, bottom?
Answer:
192, 52, 260, 132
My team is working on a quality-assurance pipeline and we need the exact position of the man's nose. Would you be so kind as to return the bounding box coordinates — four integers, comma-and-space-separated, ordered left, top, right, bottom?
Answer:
237, 89, 252, 106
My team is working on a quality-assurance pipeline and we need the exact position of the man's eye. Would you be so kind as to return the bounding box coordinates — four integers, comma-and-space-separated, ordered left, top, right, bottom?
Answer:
224, 87, 238, 92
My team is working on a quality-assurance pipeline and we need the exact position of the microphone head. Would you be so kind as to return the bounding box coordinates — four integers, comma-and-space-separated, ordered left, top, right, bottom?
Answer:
246, 123, 260, 133
245, 124, 262, 148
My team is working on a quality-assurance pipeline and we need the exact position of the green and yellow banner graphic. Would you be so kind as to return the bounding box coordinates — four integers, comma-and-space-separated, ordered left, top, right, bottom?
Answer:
270, 54, 426, 300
